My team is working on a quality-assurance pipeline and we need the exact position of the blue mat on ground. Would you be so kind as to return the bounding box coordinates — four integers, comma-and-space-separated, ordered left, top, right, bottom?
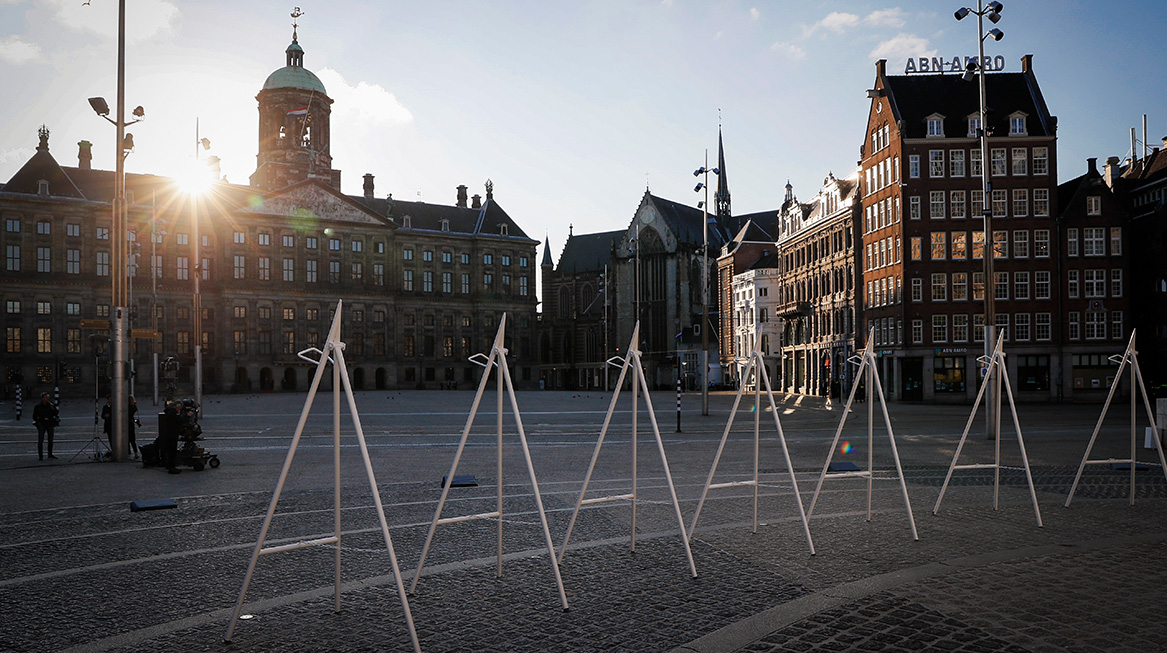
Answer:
1111, 462, 1153, 471
442, 475, 478, 488
829, 462, 861, 472
130, 498, 177, 512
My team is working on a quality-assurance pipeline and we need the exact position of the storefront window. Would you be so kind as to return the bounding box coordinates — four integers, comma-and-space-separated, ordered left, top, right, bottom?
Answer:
1071, 354, 1119, 391
1016, 355, 1050, 392
933, 357, 966, 393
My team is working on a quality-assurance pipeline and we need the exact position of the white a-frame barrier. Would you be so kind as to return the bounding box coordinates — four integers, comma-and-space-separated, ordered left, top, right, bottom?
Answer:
809, 327, 918, 540
687, 338, 815, 554
558, 322, 697, 577
225, 301, 420, 652
410, 314, 568, 610
933, 332, 1043, 527
1066, 330, 1167, 507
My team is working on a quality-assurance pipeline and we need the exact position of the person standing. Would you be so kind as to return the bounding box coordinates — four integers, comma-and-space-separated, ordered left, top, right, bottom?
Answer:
33, 393, 59, 460
100, 395, 113, 454
128, 395, 141, 460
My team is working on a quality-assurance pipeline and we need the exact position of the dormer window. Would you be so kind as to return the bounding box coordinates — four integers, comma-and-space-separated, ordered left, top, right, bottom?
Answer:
402, 215, 412, 228
1009, 112, 1028, 136
967, 115, 981, 137
440, 219, 449, 232
499, 224, 509, 236
926, 114, 945, 138
37, 180, 49, 196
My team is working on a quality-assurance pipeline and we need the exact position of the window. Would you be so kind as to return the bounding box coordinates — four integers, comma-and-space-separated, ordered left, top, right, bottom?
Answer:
177, 256, 190, 280
932, 315, 948, 343
283, 258, 294, 281
932, 273, 948, 301
483, 273, 493, 290
36, 220, 50, 235
1010, 115, 1027, 135
1112, 311, 1124, 341
306, 236, 318, 249
258, 306, 272, 320
501, 254, 511, 266
36, 247, 50, 273
1066, 228, 1079, 257
951, 191, 966, 219
258, 331, 272, 355
442, 251, 453, 264
909, 155, 920, 178
283, 331, 296, 354
374, 263, 384, 286
1087, 196, 1101, 216
992, 190, 1008, 217
258, 257, 270, 281
351, 239, 363, 253
423, 250, 433, 262
1111, 269, 1123, 298
36, 301, 50, 315
6, 218, 20, 232
1068, 270, 1079, 298
483, 253, 493, 265
519, 276, 529, 296
282, 234, 294, 247
403, 248, 414, 261
995, 271, 1009, 300
911, 319, 923, 344
96, 251, 109, 276
97, 304, 110, 317
911, 277, 923, 302
67, 223, 79, 237
1008, 230, 1028, 259
1032, 147, 1049, 175
1011, 148, 1028, 175
96, 227, 109, 240
991, 148, 1007, 176
67, 302, 80, 315
1014, 313, 1031, 341
970, 149, 982, 177
351, 262, 363, 282
1034, 230, 1050, 258
930, 150, 945, 177
953, 272, 968, 301
233, 305, 247, 319
972, 231, 985, 260
1036, 313, 1051, 340
1068, 312, 1081, 340
1084, 269, 1106, 298
306, 308, 318, 321
950, 150, 965, 177
1015, 271, 1030, 300
993, 231, 1008, 259
37, 327, 52, 353
971, 190, 984, 218
973, 272, 985, 301
233, 231, 245, 244
968, 116, 981, 137
1035, 271, 1051, 299
258, 233, 271, 246
233, 255, 246, 279
910, 196, 921, 220
910, 237, 921, 261
1084, 228, 1105, 256
442, 272, 452, 293
1085, 312, 1106, 340
403, 269, 413, 291
1012, 189, 1028, 217
462, 273, 470, 294
931, 232, 947, 260
6, 245, 20, 271
1110, 227, 1122, 255
930, 191, 946, 219
306, 259, 317, 283
329, 238, 341, 251
519, 256, 529, 268
329, 260, 340, 283
1033, 189, 1050, 216
461, 253, 470, 265
283, 307, 295, 320
423, 270, 433, 292
927, 117, 944, 137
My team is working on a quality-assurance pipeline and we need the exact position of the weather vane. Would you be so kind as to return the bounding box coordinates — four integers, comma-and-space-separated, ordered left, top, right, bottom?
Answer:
291, 6, 304, 40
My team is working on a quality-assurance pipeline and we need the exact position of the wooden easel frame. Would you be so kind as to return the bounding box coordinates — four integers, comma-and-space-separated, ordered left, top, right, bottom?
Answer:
687, 338, 815, 554
933, 332, 1043, 527
809, 327, 918, 540
557, 322, 697, 577
410, 314, 568, 610
1066, 330, 1167, 507
225, 301, 419, 652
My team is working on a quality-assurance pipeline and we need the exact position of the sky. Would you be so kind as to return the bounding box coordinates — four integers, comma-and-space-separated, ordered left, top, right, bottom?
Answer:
2, 0, 1166, 268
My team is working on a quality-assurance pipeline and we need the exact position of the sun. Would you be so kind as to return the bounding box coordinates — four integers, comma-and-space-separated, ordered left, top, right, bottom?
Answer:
175, 160, 212, 195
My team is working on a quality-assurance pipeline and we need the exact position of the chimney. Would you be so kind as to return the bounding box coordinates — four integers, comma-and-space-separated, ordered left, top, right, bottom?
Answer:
1087, 157, 1098, 175
362, 173, 374, 199
207, 156, 222, 182
456, 184, 468, 208
78, 140, 92, 170
1103, 156, 1121, 189
1021, 53, 1033, 73
875, 59, 886, 79
471, 194, 482, 209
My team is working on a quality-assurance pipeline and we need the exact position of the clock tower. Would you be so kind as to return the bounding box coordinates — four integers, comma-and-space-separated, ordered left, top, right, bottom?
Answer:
250, 12, 340, 191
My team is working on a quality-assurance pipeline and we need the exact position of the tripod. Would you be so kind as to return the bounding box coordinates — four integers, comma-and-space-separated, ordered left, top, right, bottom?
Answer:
70, 396, 110, 463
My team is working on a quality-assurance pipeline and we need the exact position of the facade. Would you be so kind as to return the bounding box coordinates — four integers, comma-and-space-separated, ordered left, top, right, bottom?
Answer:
772, 175, 860, 398
715, 215, 779, 387
729, 252, 781, 388
859, 56, 1070, 402
0, 28, 539, 398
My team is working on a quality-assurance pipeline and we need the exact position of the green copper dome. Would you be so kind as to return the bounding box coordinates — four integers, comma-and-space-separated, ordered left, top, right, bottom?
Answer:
262, 65, 327, 93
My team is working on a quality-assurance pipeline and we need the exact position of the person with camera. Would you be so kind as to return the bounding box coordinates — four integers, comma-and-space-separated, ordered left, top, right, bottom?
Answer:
33, 392, 59, 461
128, 395, 142, 460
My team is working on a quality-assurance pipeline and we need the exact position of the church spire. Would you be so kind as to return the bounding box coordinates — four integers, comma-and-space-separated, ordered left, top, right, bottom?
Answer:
715, 124, 731, 221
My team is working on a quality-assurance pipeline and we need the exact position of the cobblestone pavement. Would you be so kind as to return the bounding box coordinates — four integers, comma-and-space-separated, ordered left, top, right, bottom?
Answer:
1, 391, 1165, 651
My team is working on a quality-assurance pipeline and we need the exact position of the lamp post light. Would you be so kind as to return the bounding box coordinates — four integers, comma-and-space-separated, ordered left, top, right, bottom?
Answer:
956, 1, 1003, 439
87, 0, 144, 463
694, 154, 719, 416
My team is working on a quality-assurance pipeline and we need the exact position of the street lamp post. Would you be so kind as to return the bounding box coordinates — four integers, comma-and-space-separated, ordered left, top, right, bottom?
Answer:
694, 154, 720, 416
87, 0, 143, 462
956, 1, 1004, 439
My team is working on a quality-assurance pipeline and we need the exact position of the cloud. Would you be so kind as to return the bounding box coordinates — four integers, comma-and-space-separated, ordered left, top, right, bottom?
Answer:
866, 8, 906, 28
1, 147, 35, 167
46, 0, 178, 43
869, 33, 935, 62
750, 8, 760, 22
770, 41, 807, 60
0, 36, 41, 64
316, 68, 413, 125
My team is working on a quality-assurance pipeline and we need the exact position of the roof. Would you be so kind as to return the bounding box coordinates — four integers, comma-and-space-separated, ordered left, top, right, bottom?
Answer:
881, 60, 1054, 140
263, 65, 327, 94
1057, 160, 1114, 216
353, 195, 534, 241
646, 192, 729, 248
1, 130, 85, 198
556, 230, 622, 273
748, 251, 780, 270
731, 211, 777, 242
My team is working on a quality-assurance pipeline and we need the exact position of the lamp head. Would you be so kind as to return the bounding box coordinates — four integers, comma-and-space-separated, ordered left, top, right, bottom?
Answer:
88, 97, 110, 116
694, 182, 704, 192
987, 28, 1004, 41
132, 105, 145, 118
962, 60, 979, 82
711, 167, 720, 175
199, 138, 211, 150
954, 7, 970, 20
987, 9, 1001, 23
693, 167, 704, 177
122, 133, 135, 151
987, 1, 1003, 12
